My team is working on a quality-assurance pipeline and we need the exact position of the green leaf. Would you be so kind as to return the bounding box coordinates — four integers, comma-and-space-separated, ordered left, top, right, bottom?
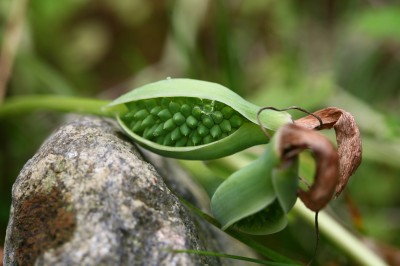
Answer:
210, 148, 281, 233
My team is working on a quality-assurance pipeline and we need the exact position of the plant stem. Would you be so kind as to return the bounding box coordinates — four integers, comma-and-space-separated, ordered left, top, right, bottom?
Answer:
0, 95, 117, 118
292, 201, 387, 266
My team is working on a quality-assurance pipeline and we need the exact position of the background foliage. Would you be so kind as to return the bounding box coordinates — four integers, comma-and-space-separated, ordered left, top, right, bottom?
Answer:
1, 0, 399, 265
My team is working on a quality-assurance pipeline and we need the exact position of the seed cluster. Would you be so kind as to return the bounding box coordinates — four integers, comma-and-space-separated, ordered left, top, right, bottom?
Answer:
121, 97, 244, 147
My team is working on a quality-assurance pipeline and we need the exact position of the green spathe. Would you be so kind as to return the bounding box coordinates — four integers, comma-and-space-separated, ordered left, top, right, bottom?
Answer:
109, 78, 293, 160
109, 79, 291, 130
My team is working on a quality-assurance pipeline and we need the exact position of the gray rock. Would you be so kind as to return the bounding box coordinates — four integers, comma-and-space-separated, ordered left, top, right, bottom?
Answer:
4, 116, 256, 266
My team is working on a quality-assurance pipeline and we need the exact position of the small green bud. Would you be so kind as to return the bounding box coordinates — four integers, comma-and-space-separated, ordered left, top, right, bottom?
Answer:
163, 132, 174, 146
171, 127, 182, 141
169, 101, 181, 113
180, 123, 190, 136
220, 120, 232, 133
150, 106, 163, 115
186, 116, 198, 129
144, 124, 159, 139
134, 109, 149, 120
192, 106, 202, 119
141, 115, 156, 128
191, 132, 202, 145
221, 106, 234, 119
153, 123, 166, 137
230, 115, 243, 128
197, 124, 209, 137
173, 112, 186, 126
131, 120, 143, 132
180, 104, 192, 117
212, 111, 224, 124
210, 125, 222, 138
163, 118, 176, 131
157, 109, 172, 121
202, 115, 214, 128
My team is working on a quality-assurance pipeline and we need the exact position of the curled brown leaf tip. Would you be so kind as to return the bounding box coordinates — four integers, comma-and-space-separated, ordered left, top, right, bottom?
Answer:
276, 124, 339, 211
295, 107, 362, 197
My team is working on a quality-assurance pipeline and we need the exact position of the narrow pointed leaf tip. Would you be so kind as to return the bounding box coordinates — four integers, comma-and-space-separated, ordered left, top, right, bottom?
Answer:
109, 78, 293, 160
295, 107, 362, 197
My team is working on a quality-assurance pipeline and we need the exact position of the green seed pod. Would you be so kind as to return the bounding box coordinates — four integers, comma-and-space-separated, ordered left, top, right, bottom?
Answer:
108, 78, 292, 160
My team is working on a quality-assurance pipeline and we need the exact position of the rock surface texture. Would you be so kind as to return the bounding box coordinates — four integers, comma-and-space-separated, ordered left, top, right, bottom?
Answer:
4, 116, 255, 266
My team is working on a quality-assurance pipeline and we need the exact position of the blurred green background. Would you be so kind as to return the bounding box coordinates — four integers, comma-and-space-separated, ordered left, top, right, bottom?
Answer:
1, 0, 399, 265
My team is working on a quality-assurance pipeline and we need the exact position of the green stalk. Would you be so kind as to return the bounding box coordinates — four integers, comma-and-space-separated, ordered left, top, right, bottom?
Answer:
292, 201, 387, 266
0, 95, 115, 118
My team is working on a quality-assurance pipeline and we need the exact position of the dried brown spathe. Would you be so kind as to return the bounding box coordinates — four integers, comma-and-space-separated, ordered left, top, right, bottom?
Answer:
295, 107, 362, 197
276, 124, 339, 211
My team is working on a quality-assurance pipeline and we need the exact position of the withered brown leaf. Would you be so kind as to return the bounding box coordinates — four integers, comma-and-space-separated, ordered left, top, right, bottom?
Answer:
276, 124, 339, 211
295, 107, 362, 197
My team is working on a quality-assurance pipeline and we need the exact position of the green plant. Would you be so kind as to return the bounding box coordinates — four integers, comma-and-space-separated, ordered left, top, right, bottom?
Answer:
0, 78, 383, 265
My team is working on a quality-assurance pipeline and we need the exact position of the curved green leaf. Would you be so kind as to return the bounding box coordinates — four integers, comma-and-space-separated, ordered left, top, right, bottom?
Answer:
210, 148, 280, 232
